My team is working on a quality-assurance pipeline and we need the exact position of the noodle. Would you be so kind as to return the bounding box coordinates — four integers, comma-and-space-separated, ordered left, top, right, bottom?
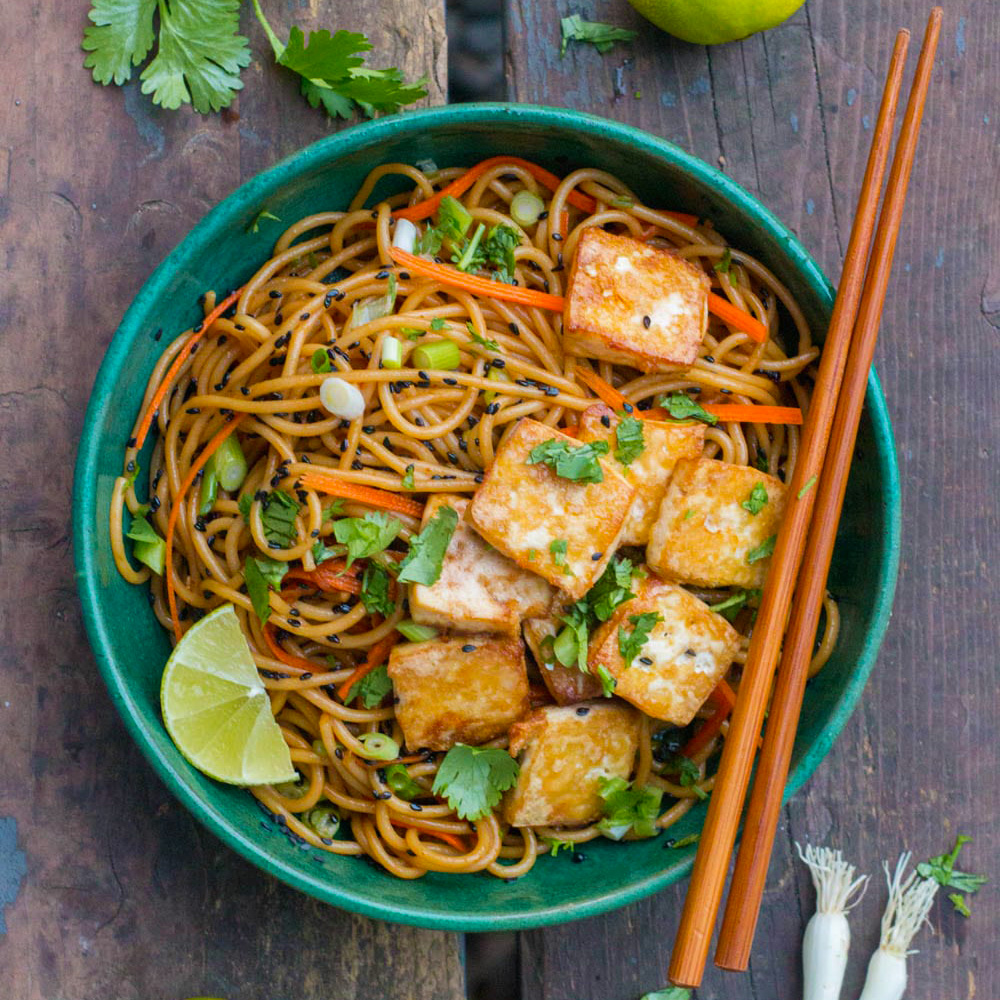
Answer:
109, 159, 836, 878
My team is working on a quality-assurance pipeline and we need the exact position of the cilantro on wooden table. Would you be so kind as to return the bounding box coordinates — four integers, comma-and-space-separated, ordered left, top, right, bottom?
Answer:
741, 481, 769, 515
82, 0, 427, 117
431, 745, 519, 821
614, 415, 645, 466
396, 504, 458, 585
596, 776, 663, 840
347, 662, 393, 708
640, 989, 692, 1000
333, 512, 401, 567
560, 15, 637, 56
659, 391, 719, 426
917, 835, 987, 916
618, 612, 661, 669
527, 437, 609, 483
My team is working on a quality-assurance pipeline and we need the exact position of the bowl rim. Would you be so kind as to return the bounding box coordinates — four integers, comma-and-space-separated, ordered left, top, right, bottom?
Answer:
73, 101, 901, 931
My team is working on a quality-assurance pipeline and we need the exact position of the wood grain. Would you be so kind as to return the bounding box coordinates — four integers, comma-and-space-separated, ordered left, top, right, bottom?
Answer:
0, 3, 460, 999
507, 1, 999, 997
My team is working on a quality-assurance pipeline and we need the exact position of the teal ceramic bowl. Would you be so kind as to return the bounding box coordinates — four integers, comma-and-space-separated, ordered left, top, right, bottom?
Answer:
74, 104, 900, 931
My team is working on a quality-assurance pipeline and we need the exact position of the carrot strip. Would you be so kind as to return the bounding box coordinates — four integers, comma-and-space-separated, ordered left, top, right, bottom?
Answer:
164, 414, 247, 642
336, 631, 399, 701
393, 819, 469, 854
574, 368, 630, 410
135, 288, 243, 450
299, 471, 425, 519
708, 292, 768, 343
390, 249, 566, 312
262, 622, 322, 674
283, 559, 363, 596
683, 679, 737, 758
703, 404, 803, 425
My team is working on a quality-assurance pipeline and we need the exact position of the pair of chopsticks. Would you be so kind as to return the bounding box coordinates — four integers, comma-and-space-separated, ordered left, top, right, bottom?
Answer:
669, 7, 944, 987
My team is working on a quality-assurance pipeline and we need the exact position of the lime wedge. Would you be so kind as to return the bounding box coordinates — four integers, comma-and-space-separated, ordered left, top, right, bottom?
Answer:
161, 604, 295, 786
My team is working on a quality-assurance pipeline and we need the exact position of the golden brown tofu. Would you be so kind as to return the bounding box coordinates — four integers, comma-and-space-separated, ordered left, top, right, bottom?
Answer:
504, 702, 641, 827
409, 494, 552, 635
467, 418, 636, 599
588, 582, 740, 725
577, 404, 705, 545
647, 457, 787, 588
523, 616, 604, 705
387, 636, 529, 751
563, 228, 710, 374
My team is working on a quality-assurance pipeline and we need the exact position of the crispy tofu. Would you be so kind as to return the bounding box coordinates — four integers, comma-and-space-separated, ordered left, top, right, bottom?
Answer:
387, 636, 529, 751
577, 404, 705, 545
504, 702, 641, 827
647, 457, 787, 588
563, 228, 710, 374
523, 616, 604, 705
409, 494, 552, 635
467, 418, 636, 599
588, 582, 740, 725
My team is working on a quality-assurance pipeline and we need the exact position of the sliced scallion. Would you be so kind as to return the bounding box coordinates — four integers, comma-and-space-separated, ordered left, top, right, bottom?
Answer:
357, 732, 399, 761
412, 338, 461, 371
381, 336, 403, 370
198, 460, 219, 516
438, 195, 473, 240
510, 189, 545, 227
552, 625, 579, 668
397, 620, 440, 642
213, 435, 248, 492
484, 366, 511, 403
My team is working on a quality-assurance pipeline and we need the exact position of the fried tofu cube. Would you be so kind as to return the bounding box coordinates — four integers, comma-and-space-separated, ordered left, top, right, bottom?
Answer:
588, 581, 740, 725
467, 418, 636, 599
409, 494, 552, 635
523, 616, 604, 705
504, 702, 641, 827
387, 636, 529, 751
577, 404, 705, 545
647, 457, 787, 588
563, 228, 710, 374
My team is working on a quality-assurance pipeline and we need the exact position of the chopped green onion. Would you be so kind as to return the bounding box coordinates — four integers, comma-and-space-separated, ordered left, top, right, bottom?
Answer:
311, 348, 332, 374
381, 336, 403, 370
412, 338, 461, 371
357, 732, 399, 761
213, 435, 248, 492
510, 189, 546, 227
320, 376, 365, 419
385, 763, 423, 800
484, 366, 511, 403
303, 804, 340, 839
552, 625, 580, 668
455, 222, 486, 271
350, 273, 397, 328
397, 620, 440, 642
438, 195, 473, 240
198, 461, 218, 516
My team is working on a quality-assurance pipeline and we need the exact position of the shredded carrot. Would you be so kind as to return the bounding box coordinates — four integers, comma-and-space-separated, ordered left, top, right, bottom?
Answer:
393, 819, 469, 854
708, 292, 768, 343
574, 367, 630, 410
165, 414, 247, 642
389, 249, 566, 312
262, 622, 322, 674
703, 403, 803, 425
283, 559, 363, 595
683, 679, 737, 758
299, 471, 425, 519
336, 631, 399, 701
134, 288, 243, 450
557, 211, 570, 238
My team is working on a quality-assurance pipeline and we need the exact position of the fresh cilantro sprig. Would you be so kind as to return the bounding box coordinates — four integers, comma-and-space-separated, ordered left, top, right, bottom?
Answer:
527, 437, 610, 484
746, 536, 777, 564
917, 835, 987, 916
244, 555, 288, 623
618, 612, 661, 669
126, 507, 166, 575
549, 538, 573, 575
431, 745, 520, 821
347, 662, 393, 708
396, 505, 458, 585
360, 562, 395, 616
333, 512, 401, 567
560, 15, 637, 57
659, 392, 719, 426
596, 776, 662, 840
261, 490, 300, 549
708, 589, 761, 622
467, 324, 501, 352
614, 415, 645, 466
741, 482, 769, 515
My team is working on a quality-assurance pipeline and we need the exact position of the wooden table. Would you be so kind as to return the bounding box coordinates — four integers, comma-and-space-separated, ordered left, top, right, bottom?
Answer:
0, 2, 995, 998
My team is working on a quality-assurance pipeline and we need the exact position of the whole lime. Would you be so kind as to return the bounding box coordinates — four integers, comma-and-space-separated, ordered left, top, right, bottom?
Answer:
626, 0, 807, 44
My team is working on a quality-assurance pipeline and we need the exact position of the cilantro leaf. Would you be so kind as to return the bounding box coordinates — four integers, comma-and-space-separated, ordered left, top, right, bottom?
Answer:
746, 536, 776, 564
659, 392, 718, 426
588, 557, 637, 622
322, 499, 346, 522
596, 776, 662, 840
549, 538, 573, 575
713, 248, 733, 274
401, 465, 416, 491
527, 437, 609, 483
542, 837, 577, 857
261, 490, 300, 549
640, 989, 692, 1000
916, 835, 987, 914
560, 15, 637, 57
396, 505, 458, 585
741, 482, 769, 516
238, 493, 254, 524
949, 893, 972, 917
481, 224, 521, 284
708, 589, 760, 622
614, 415, 645, 466
347, 662, 393, 708
431, 744, 520, 820
467, 324, 500, 352
618, 612, 661, 669
83, 0, 157, 85
139, 0, 250, 113
430, 317, 446, 331
333, 512, 401, 568
311, 539, 340, 564
360, 562, 395, 616
658, 752, 701, 787
244, 556, 288, 624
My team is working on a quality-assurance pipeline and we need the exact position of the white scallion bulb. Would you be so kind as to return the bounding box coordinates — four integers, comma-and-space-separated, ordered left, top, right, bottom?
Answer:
319, 377, 364, 420
392, 218, 418, 254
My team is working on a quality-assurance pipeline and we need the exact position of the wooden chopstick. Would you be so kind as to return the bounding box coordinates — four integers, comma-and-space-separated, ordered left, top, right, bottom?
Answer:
667, 24, 921, 990
714, 7, 943, 971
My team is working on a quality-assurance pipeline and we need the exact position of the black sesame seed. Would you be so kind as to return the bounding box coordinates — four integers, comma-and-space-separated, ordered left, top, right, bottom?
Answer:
300, 312, 310, 321
418, 371, 429, 381
642, 314, 651, 329
274, 313, 284, 325
552, 232, 563, 241
508, 322, 519, 335
486, 403, 500, 415
639, 656, 653, 665
492, 358, 506, 369
576, 706, 590, 717
720, 388, 733, 394
414, 416, 425, 427
600, 414, 612, 428
685, 648, 696, 657
375, 269, 390, 280
240, 386, 250, 396
410, 802, 423, 812
269, 290, 282, 299
194, 518, 206, 532
186, 407, 200, 414
153, 329, 163, 342
462, 644, 476, 653
704, 355, 716, 364
334, 747, 344, 759
443, 377, 458, 386
571, 852, 587, 863
474, 473, 484, 484
126, 436, 137, 448
591, 552, 603, 561
544, 386, 560, 397
150, 496, 161, 512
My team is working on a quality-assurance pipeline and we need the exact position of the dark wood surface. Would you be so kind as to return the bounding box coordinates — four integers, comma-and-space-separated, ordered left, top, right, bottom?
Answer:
507, 2, 999, 999
0, 4, 463, 1000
